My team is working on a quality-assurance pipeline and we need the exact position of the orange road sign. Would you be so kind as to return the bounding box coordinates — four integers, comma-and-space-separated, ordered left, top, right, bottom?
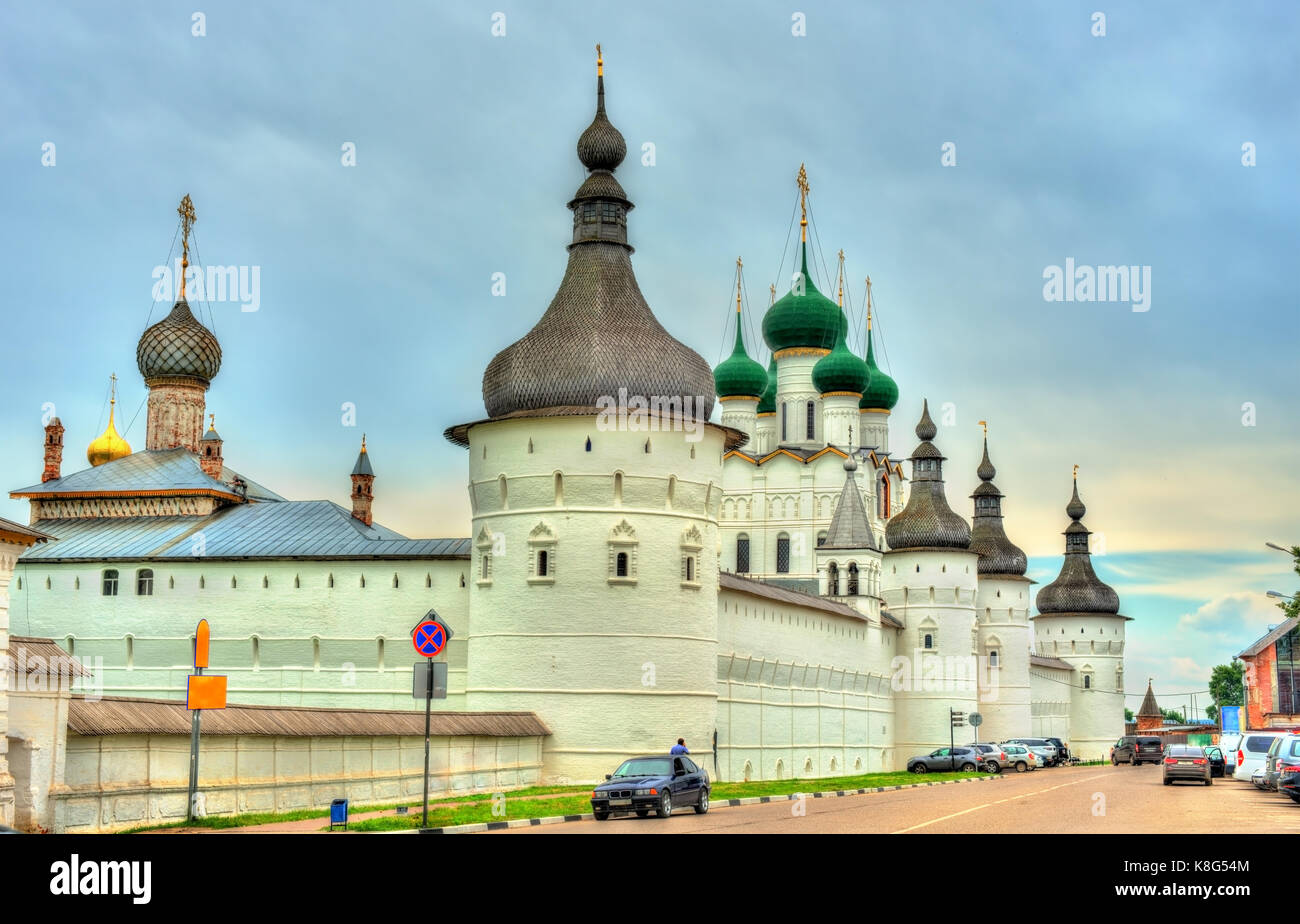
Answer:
194, 619, 210, 669
187, 674, 227, 710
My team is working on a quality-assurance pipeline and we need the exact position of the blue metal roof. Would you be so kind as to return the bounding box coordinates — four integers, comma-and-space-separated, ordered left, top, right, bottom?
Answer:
9, 449, 284, 502
20, 501, 470, 561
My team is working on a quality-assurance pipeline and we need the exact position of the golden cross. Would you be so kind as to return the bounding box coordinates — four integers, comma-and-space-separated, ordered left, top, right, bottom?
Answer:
797, 163, 810, 241
109, 372, 117, 404
596, 43, 603, 76
865, 276, 873, 328
769, 283, 776, 306
178, 194, 196, 299
1073, 463, 1079, 480
209, 413, 215, 430
978, 420, 987, 438
836, 249, 845, 307
735, 257, 743, 313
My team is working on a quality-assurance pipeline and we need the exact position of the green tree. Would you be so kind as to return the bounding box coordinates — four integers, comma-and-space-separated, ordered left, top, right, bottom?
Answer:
1124, 707, 1134, 722
1160, 707, 1185, 724
1206, 661, 1245, 721
1278, 544, 1300, 622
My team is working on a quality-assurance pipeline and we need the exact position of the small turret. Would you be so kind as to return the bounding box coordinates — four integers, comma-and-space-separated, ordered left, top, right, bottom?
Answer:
42, 416, 65, 482
199, 414, 224, 479
350, 435, 375, 526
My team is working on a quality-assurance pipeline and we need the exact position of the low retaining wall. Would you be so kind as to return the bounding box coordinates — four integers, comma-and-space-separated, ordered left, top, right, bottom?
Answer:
53, 732, 545, 832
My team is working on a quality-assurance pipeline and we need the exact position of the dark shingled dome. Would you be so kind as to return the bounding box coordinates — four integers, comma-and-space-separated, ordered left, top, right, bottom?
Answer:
885, 400, 972, 551
481, 61, 715, 420
136, 299, 222, 383
1036, 480, 1121, 614
969, 438, 1027, 575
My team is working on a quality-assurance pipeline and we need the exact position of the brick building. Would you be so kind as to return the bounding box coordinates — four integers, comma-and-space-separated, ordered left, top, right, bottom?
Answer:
1237, 616, 1300, 729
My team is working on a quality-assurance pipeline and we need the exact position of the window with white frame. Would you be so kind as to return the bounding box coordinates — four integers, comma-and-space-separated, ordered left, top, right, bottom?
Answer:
680, 524, 703, 589
475, 525, 495, 585
608, 519, 638, 584
528, 521, 557, 584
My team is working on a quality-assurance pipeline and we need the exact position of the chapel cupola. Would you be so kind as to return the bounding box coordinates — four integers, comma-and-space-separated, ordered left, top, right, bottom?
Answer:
137, 195, 223, 453
86, 374, 132, 467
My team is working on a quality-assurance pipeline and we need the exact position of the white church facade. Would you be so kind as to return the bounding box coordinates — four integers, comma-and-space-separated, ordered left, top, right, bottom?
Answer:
6, 53, 1127, 785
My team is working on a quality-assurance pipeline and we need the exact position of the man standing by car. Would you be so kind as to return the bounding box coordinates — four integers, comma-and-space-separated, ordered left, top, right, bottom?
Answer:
670, 738, 689, 755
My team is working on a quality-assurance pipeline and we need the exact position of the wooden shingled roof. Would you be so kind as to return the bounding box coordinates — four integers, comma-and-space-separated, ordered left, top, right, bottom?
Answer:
67, 696, 550, 738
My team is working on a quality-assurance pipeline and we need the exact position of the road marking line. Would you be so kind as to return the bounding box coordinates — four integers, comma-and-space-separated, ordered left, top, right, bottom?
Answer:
891, 772, 1110, 834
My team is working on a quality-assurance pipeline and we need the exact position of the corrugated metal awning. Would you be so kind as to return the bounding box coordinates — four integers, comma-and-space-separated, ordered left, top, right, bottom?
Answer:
67, 696, 550, 738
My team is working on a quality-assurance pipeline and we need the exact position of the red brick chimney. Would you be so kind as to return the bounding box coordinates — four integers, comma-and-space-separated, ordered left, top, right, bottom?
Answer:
42, 417, 65, 482
199, 415, 224, 479
350, 435, 374, 526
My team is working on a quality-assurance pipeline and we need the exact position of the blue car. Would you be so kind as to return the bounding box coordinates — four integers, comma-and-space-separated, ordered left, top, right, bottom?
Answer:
591, 754, 710, 820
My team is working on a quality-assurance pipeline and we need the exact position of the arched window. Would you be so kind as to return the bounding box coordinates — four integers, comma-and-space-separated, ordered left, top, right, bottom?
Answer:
827, 562, 839, 595
847, 562, 859, 595
736, 534, 750, 573
135, 569, 153, 596
609, 520, 637, 582
923, 633, 934, 650
613, 471, 623, 505
776, 533, 791, 573
806, 401, 816, 440
585, 436, 592, 452
554, 472, 564, 506
616, 551, 629, 577
817, 530, 827, 547
537, 550, 549, 577
1084, 674, 1092, 690
989, 650, 999, 667
102, 569, 119, 596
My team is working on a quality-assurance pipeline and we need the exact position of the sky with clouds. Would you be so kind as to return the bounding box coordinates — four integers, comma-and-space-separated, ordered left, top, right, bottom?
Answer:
2, 1, 1297, 714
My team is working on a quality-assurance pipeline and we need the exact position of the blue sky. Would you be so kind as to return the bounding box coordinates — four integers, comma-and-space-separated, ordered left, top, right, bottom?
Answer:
2, 1, 1297, 713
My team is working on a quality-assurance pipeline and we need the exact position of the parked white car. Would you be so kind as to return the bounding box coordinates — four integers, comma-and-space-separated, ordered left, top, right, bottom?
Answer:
1233, 731, 1290, 782
1219, 733, 1242, 775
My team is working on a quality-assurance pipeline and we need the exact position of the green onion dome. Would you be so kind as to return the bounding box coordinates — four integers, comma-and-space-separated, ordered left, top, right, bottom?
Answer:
859, 325, 899, 411
714, 313, 768, 399
812, 319, 869, 395
762, 243, 846, 353
756, 356, 777, 414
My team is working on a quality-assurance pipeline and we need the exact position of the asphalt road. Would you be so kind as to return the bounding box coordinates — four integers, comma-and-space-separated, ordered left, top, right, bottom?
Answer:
486, 764, 1300, 834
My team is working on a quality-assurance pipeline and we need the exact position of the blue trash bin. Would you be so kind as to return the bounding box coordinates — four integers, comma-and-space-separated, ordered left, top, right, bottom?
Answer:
329, 798, 349, 831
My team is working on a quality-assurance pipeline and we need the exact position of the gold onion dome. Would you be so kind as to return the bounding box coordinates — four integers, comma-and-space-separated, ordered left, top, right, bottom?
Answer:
87, 394, 131, 467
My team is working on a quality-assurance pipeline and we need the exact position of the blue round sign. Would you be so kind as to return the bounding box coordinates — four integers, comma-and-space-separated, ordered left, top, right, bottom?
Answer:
412, 620, 446, 657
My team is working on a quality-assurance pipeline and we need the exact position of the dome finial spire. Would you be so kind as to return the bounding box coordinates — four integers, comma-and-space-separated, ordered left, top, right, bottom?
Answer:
836, 249, 845, 307
735, 257, 743, 315
177, 194, 196, 301
796, 163, 810, 244
596, 43, 602, 76
866, 275, 873, 330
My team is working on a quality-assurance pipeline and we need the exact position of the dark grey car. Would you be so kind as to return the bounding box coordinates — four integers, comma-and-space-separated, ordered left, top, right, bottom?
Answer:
1262, 734, 1300, 792
907, 747, 981, 773
1162, 744, 1212, 786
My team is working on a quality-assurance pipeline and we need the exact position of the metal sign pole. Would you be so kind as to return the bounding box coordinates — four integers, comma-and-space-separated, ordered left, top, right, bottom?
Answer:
422, 655, 433, 828
949, 708, 955, 772
187, 664, 203, 823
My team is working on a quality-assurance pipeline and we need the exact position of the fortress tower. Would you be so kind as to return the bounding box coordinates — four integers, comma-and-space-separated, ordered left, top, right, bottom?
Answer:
1033, 475, 1129, 760
881, 400, 980, 755
968, 431, 1032, 743
446, 48, 736, 783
